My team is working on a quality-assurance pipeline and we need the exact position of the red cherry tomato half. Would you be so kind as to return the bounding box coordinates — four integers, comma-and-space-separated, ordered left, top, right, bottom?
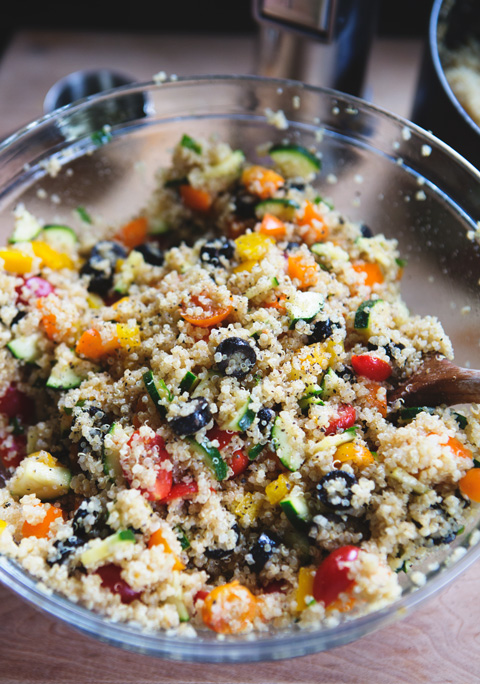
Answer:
0, 434, 26, 469
160, 481, 199, 503
194, 589, 209, 603
206, 426, 235, 450
96, 563, 141, 604
16, 276, 55, 305
313, 545, 359, 607
262, 580, 288, 594
325, 404, 356, 436
228, 449, 249, 478
0, 385, 35, 422
126, 431, 173, 501
351, 354, 392, 382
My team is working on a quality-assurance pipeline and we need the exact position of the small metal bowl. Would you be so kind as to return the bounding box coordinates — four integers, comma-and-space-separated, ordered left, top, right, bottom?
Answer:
411, 0, 480, 168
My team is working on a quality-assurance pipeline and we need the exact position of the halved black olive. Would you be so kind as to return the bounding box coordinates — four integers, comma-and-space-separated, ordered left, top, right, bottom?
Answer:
215, 337, 257, 379
200, 237, 235, 267
134, 242, 165, 266
48, 535, 84, 566
80, 240, 127, 295
316, 470, 357, 512
307, 318, 336, 344
205, 524, 239, 559
257, 407, 275, 435
169, 397, 212, 436
72, 501, 110, 540
360, 223, 373, 238
249, 531, 280, 573
232, 191, 258, 220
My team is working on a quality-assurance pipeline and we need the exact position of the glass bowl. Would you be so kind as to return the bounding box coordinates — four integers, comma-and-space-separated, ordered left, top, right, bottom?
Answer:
1, 75, 480, 663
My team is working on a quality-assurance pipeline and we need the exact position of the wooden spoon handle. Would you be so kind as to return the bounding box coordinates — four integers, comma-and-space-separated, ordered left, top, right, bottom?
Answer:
388, 355, 480, 407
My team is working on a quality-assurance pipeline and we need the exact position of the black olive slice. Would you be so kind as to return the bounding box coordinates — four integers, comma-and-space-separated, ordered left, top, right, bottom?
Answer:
215, 337, 257, 379
169, 397, 212, 436
316, 470, 357, 512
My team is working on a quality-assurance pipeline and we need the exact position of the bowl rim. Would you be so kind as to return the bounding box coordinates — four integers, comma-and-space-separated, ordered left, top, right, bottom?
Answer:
1, 73, 480, 662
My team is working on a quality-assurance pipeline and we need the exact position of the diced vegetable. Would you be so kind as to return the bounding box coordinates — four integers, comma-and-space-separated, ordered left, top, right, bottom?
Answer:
220, 397, 255, 432
180, 293, 233, 328
287, 252, 320, 289
103, 423, 123, 482
265, 473, 291, 505
160, 481, 199, 504
296, 566, 316, 611
351, 354, 392, 382
0, 248, 34, 274
269, 144, 321, 179
114, 249, 144, 295
21, 504, 64, 538
180, 134, 202, 154
187, 437, 228, 481
285, 291, 324, 328
235, 232, 274, 262
143, 370, 172, 417
272, 415, 303, 471
258, 213, 287, 238
255, 197, 300, 221
7, 334, 41, 363
41, 225, 78, 250
76, 328, 120, 360
353, 299, 384, 334
46, 359, 83, 390
148, 528, 185, 570
459, 468, 480, 502
280, 491, 311, 531
352, 261, 384, 288
96, 563, 141, 604
179, 185, 213, 213
333, 442, 375, 468
0, 385, 34, 420
324, 404, 356, 436
31, 241, 74, 269
8, 451, 71, 500
201, 580, 257, 634
313, 545, 359, 607
80, 529, 135, 568
241, 165, 284, 199
179, 371, 200, 394
0, 434, 26, 470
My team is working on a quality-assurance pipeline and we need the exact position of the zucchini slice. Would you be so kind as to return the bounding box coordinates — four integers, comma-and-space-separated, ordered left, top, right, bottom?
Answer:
8, 452, 71, 500
41, 224, 78, 250
7, 333, 41, 363
285, 291, 324, 328
269, 143, 321, 179
46, 361, 83, 390
143, 370, 172, 417
187, 437, 228, 481
280, 491, 311, 531
221, 397, 255, 433
103, 423, 124, 482
255, 197, 300, 221
179, 370, 200, 395
354, 298, 383, 335
271, 415, 304, 471
298, 387, 324, 414
80, 529, 136, 568
8, 212, 42, 243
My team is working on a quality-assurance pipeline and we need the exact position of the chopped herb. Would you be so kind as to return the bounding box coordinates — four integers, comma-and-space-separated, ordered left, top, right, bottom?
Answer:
91, 127, 112, 146
456, 526, 465, 536
76, 206, 92, 224
314, 195, 334, 210
181, 134, 202, 155
395, 257, 407, 268
453, 412, 468, 429
175, 526, 190, 550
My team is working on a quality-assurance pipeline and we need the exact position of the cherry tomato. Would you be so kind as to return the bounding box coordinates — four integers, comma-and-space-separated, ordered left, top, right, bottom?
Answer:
313, 545, 359, 607
0, 433, 26, 469
262, 580, 288, 594
202, 581, 258, 634
0, 384, 35, 422
194, 589, 209, 603
351, 354, 392, 382
96, 563, 141, 604
15, 276, 55, 304
126, 431, 173, 501
160, 481, 199, 503
325, 404, 356, 436
206, 426, 235, 450
228, 449, 249, 477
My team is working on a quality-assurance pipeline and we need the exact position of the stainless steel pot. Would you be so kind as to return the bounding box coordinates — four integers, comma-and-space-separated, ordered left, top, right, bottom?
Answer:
411, 0, 480, 169
252, 0, 379, 96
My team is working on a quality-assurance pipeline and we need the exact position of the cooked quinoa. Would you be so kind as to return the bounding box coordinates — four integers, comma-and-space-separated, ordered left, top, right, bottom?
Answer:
0, 133, 479, 637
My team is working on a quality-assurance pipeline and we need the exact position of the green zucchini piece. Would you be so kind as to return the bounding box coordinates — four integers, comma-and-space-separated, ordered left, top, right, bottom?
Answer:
8, 212, 42, 243
80, 529, 135, 567
271, 415, 304, 471
41, 224, 78, 250
280, 491, 311, 531
221, 397, 255, 433
285, 291, 324, 328
7, 333, 41, 363
143, 370, 172, 416
454, 412, 468, 429
354, 299, 383, 333
269, 143, 321, 178
46, 361, 83, 390
203, 149, 244, 180
255, 197, 300, 221
103, 423, 123, 482
298, 387, 324, 414
187, 437, 228, 481
8, 453, 71, 500
248, 443, 265, 461
179, 370, 200, 395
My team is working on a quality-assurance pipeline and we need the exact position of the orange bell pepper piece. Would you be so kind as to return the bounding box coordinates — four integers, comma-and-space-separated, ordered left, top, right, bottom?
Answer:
258, 213, 287, 239
76, 328, 120, 360
296, 201, 329, 245
287, 252, 319, 289
352, 261, 384, 288
459, 467, 480, 502
22, 505, 64, 538
114, 217, 148, 249
148, 529, 185, 571
179, 185, 213, 213
241, 165, 284, 199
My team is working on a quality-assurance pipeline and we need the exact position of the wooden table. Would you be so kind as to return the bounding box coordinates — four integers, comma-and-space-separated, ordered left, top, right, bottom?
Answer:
1, 30, 479, 684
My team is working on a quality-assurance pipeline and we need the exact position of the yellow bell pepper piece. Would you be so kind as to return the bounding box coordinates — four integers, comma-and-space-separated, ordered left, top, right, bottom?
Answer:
0, 248, 34, 274
265, 473, 291, 505
235, 233, 274, 262
111, 296, 130, 310
116, 323, 141, 349
31, 241, 74, 269
86, 293, 104, 309
30, 450, 58, 468
234, 492, 261, 525
296, 566, 316, 611
233, 259, 258, 274
334, 442, 375, 468
0, 520, 7, 535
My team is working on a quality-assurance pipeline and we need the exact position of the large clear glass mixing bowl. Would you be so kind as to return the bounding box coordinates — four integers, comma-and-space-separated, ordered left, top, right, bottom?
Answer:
0, 75, 479, 662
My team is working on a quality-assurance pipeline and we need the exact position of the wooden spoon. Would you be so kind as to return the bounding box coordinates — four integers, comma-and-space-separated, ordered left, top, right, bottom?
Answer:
388, 354, 480, 407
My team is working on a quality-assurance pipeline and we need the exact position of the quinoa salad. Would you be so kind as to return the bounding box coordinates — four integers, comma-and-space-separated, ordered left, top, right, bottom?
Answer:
0, 132, 479, 638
